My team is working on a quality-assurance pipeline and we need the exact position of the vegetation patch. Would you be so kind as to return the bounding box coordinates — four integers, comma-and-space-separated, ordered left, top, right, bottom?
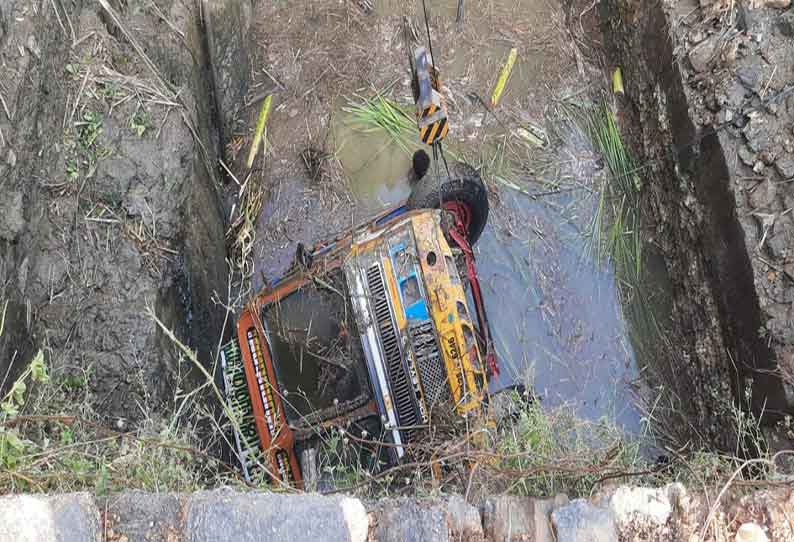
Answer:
341, 92, 417, 154
0, 331, 245, 493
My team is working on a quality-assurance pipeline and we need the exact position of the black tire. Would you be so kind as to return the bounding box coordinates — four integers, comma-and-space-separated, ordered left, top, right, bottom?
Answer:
406, 163, 489, 245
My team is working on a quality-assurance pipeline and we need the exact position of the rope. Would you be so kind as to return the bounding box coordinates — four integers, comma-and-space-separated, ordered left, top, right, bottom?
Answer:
437, 140, 452, 179
420, 0, 436, 72
432, 140, 443, 208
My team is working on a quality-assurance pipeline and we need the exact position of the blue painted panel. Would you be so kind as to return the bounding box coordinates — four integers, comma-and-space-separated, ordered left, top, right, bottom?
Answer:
311, 242, 336, 257
376, 205, 408, 227
404, 300, 430, 321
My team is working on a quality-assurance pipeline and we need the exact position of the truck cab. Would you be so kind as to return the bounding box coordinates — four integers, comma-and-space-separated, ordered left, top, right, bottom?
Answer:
220, 164, 495, 486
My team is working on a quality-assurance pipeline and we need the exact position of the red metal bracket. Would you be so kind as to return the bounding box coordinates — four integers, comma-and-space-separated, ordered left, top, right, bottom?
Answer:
442, 202, 499, 377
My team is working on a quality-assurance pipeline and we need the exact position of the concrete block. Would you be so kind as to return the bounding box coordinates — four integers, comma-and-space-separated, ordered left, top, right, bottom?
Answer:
103, 491, 183, 542
481, 495, 569, 542
551, 499, 617, 542
185, 491, 367, 542
445, 495, 485, 542
0, 493, 100, 542
609, 485, 676, 525
369, 499, 450, 542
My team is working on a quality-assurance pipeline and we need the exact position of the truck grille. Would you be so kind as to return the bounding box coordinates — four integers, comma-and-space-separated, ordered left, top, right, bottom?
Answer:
220, 340, 263, 482
366, 264, 418, 441
409, 321, 450, 409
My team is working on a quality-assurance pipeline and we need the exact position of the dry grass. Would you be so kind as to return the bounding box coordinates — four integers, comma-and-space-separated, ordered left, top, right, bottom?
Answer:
293, 391, 791, 502
227, 174, 266, 285
1, 301, 786, 499
284, 404, 647, 499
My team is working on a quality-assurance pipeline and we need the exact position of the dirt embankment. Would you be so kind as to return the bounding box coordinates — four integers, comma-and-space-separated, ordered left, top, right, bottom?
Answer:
600, 0, 794, 448
0, 0, 248, 421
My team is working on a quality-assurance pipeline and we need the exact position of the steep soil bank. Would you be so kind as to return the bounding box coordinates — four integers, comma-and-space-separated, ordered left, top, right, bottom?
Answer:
599, 0, 793, 448
0, 0, 235, 421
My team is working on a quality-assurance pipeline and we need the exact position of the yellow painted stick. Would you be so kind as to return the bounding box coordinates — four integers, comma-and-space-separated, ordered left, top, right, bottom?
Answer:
246, 94, 273, 169
491, 47, 517, 108
612, 67, 625, 95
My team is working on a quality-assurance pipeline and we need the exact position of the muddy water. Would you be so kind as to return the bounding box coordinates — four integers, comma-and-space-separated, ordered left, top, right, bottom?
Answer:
331, 108, 415, 213
481, 189, 641, 431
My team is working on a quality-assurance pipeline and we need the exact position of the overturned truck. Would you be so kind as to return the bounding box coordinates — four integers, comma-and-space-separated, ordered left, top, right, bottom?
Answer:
219, 164, 500, 486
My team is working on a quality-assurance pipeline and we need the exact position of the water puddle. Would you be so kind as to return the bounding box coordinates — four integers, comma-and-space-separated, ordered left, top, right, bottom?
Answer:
481, 187, 642, 432
331, 104, 415, 213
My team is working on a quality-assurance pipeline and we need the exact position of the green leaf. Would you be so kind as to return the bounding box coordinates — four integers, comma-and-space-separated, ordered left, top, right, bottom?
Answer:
11, 380, 26, 406
1, 401, 18, 417
30, 351, 48, 383
0, 429, 25, 468
5, 430, 24, 452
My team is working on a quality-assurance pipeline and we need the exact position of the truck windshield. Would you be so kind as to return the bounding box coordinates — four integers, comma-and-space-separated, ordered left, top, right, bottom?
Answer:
262, 270, 369, 426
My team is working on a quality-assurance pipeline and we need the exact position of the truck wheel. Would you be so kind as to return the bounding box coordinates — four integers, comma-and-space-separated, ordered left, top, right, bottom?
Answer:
406, 163, 489, 246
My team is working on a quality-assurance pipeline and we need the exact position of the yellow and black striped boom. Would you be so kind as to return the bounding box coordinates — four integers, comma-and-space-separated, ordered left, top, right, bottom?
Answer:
413, 47, 449, 146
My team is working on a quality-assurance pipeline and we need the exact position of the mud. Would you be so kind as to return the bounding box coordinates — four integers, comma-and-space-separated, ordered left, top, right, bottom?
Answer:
0, 0, 234, 421
600, 0, 794, 448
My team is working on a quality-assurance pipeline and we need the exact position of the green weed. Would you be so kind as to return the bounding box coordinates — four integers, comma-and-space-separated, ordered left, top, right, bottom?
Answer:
586, 103, 642, 285
492, 393, 643, 497
0, 346, 246, 494
129, 110, 151, 137
1, 352, 49, 470
77, 111, 103, 149
100, 80, 122, 101
62, 110, 112, 187
660, 391, 784, 488
317, 429, 372, 491
342, 93, 416, 153
65, 159, 80, 180
556, 99, 643, 284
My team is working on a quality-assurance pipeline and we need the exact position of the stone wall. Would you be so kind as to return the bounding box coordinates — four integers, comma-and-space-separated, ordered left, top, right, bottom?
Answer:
2, 486, 792, 542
